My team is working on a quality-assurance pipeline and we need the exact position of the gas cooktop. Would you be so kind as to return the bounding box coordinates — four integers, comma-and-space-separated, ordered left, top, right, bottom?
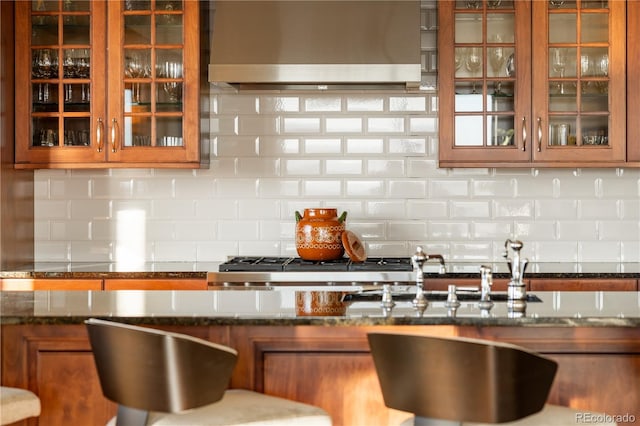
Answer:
218, 256, 413, 272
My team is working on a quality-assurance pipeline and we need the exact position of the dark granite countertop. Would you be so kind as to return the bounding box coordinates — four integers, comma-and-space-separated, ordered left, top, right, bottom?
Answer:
1, 290, 639, 327
1, 261, 639, 280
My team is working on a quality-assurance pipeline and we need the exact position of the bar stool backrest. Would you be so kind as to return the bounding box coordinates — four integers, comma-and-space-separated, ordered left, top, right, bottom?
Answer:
367, 333, 558, 424
85, 318, 237, 414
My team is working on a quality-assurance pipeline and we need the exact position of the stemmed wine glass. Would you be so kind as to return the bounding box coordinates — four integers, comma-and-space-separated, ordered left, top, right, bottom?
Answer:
160, 60, 182, 102
465, 47, 482, 94
124, 52, 151, 103
595, 53, 608, 93
489, 36, 506, 94
551, 48, 567, 94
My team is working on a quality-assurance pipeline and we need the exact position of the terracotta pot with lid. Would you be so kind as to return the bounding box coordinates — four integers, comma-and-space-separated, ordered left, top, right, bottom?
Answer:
295, 208, 346, 261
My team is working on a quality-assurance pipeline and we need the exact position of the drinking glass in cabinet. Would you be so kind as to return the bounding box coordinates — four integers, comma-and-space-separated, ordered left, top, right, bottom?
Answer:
465, 48, 482, 94
32, 49, 58, 79
159, 61, 183, 102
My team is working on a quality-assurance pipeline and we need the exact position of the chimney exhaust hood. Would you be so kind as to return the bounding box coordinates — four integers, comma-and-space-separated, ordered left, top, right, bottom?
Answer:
208, 1, 422, 91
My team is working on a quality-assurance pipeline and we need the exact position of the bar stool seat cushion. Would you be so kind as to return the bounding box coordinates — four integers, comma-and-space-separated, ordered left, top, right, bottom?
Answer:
399, 404, 617, 426
0, 386, 41, 426
106, 389, 332, 426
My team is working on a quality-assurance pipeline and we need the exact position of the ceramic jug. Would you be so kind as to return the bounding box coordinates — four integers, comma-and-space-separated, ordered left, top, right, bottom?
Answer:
295, 208, 347, 261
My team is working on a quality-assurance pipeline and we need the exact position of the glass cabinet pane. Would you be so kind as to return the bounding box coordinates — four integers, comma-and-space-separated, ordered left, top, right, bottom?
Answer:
546, 0, 610, 149
452, 0, 516, 149
122, 0, 185, 149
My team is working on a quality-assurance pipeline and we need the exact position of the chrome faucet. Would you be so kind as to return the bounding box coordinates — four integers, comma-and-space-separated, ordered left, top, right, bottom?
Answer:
503, 239, 529, 313
411, 246, 447, 316
477, 265, 494, 311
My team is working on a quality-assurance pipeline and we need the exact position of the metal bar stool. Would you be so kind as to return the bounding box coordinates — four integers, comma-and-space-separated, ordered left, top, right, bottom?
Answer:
0, 387, 41, 425
85, 318, 332, 426
367, 333, 617, 426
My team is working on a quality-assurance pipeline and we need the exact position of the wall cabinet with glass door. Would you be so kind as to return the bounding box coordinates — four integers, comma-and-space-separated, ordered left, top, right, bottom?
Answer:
15, 0, 202, 169
438, 0, 626, 168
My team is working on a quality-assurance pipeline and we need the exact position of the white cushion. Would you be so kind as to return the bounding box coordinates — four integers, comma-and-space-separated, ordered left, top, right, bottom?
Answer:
0, 386, 41, 426
399, 404, 618, 426
107, 389, 332, 426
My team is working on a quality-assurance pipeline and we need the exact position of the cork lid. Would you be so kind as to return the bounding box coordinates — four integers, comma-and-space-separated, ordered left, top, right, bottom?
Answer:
342, 230, 367, 263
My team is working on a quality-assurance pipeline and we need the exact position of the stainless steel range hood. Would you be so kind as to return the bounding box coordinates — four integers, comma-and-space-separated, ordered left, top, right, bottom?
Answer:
208, 1, 421, 91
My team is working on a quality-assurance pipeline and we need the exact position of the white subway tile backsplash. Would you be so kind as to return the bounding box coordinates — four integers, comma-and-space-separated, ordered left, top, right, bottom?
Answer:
428, 222, 470, 240
493, 200, 534, 219
217, 220, 259, 240
579, 199, 621, 219
579, 241, 621, 262
367, 117, 404, 133
195, 199, 237, 220
239, 200, 281, 220
70, 200, 110, 220
347, 222, 386, 239
451, 201, 491, 218
388, 138, 427, 155
50, 178, 91, 199
557, 220, 598, 241
532, 241, 578, 262
326, 117, 363, 133
174, 221, 216, 241
346, 180, 385, 198
236, 158, 280, 177
132, 178, 175, 199
599, 220, 640, 241
259, 137, 300, 156
304, 97, 342, 112
282, 159, 321, 176
472, 222, 513, 239
36, 241, 70, 262
389, 97, 427, 112
257, 179, 301, 198
429, 179, 470, 198
51, 221, 90, 241
387, 180, 427, 199
366, 201, 406, 219
304, 138, 342, 154
366, 159, 405, 177
303, 180, 343, 197
283, 117, 320, 134
325, 159, 363, 175
621, 241, 640, 264
215, 136, 259, 157
387, 221, 427, 241
408, 117, 437, 133
513, 221, 556, 241
346, 138, 384, 154
471, 178, 515, 198
154, 241, 198, 262
151, 200, 195, 219
536, 200, 578, 219
215, 179, 259, 198
260, 96, 300, 113
407, 200, 448, 219
346, 97, 384, 112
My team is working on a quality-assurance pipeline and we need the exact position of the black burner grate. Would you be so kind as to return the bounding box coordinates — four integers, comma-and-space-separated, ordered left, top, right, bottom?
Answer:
218, 256, 414, 272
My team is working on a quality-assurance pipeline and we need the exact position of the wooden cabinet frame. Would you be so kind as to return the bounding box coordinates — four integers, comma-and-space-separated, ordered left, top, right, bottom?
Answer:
439, 0, 629, 168
14, 1, 204, 169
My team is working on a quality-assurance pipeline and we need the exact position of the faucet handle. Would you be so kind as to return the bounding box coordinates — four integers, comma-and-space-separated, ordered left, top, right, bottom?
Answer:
411, 246, 427, 270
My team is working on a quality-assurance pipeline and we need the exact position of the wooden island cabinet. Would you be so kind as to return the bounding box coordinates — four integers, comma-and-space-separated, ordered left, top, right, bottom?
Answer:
2, 321, 639, 426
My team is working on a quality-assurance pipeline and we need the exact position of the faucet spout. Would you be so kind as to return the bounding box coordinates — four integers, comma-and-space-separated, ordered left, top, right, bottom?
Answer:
503, 239, 528, 314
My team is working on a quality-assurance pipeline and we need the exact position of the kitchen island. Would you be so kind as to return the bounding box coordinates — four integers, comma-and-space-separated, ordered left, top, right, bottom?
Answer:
1, 290, 639, 426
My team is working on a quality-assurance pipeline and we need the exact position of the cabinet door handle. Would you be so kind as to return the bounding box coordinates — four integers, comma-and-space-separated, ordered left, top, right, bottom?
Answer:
110, 118, 117, 153
96, 118, 104, 153
521, 116, 526, 151
536, 117, 542, 152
